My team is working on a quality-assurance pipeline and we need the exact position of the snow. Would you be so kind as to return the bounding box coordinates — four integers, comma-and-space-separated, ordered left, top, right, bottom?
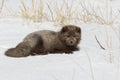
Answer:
0, 18, 120, 80
0, 0, 120, 80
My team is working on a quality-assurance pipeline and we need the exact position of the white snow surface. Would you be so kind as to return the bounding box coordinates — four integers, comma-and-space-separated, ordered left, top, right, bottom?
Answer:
0, 18, 120, 80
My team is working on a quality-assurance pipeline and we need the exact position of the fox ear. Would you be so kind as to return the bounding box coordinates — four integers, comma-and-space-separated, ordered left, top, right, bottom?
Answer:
76, 27, 81, 33
61, 26, 68, 33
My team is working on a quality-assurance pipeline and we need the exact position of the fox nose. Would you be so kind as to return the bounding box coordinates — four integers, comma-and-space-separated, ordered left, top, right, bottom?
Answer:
70, 41, 73, 44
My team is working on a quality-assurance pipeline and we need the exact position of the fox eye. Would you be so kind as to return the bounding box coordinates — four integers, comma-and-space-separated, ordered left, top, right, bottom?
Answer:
67, 35, 70, 37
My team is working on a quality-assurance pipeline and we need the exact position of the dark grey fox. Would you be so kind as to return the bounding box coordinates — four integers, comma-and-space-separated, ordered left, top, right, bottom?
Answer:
5, 25, 81, 58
